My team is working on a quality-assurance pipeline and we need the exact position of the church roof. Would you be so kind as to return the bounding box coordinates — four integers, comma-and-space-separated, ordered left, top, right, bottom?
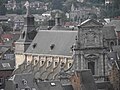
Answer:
79, 19, 103, 27
25, 30, 77, 56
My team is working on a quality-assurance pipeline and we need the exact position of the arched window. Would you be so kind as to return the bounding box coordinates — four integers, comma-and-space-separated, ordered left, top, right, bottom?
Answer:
35, 60, 37, 64
69, 63, 72, 67
48, 61, 51, 65
55, 62, 57, 66
110, 41, 114, 46
22, 31, 25, 39
42, 61, 44, 64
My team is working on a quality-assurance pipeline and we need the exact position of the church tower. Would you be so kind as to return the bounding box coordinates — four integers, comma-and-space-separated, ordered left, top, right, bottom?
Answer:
15, 1, 37, 68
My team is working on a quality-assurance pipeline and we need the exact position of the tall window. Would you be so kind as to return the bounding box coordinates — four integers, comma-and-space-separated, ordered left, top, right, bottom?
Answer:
88, 61, 95, 75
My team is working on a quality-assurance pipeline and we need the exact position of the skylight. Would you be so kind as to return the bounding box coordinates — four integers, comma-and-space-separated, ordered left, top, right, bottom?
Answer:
2, 63, 11, 68
50, 82, 56, 86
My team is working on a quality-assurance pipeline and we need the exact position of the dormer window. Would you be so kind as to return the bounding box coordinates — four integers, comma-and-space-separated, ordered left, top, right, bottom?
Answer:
50, 44, 55, 50
33, 43, 37, 49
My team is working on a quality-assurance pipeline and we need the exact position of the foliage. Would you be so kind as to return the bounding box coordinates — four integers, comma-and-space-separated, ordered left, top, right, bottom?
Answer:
0, 4, 7, 15
51, 0, 63, 10
2, 24, 12, 32
104, 0, 120, 18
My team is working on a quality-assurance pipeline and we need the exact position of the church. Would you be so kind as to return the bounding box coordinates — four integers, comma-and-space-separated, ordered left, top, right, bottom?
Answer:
14, 3, 117, 82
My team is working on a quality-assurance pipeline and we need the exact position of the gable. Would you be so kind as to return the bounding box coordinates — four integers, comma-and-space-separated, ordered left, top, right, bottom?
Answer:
80, 19, 103, 27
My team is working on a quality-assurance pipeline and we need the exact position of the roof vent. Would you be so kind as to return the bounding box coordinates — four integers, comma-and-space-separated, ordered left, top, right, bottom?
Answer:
33, 43, 37, 49
50, 44, 55, 50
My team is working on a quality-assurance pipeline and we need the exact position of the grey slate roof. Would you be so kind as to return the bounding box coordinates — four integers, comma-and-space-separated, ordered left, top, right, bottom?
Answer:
106, 20, 120, 32
78, 70, 97, 90
62, 85, 74, 90
0, 47, 9, 53
37, 81, 64, 90
6, 73, 35, 90
25, 30, 77, 56
5, 73, 65, 90
102, 26, 117, 40
96, 81, 112, 89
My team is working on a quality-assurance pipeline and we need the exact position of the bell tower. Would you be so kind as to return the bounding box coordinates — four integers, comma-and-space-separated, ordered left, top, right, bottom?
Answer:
15, 1, 37, 68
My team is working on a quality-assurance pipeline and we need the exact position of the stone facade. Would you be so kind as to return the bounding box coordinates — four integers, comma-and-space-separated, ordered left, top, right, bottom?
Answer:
77, 19, 117, 80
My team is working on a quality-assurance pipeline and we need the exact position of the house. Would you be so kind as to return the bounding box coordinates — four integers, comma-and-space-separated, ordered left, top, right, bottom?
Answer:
5, 73, 65, 90
69, 4, 99, 22
0, 59, 15, 89
5, 69, 97, 90
0, 46, 14, 60
0, 16, 8, 23
106, 19, 120, 45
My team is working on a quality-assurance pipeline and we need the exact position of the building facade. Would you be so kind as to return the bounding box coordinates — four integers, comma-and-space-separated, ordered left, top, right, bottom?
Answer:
14, 3, 117, 81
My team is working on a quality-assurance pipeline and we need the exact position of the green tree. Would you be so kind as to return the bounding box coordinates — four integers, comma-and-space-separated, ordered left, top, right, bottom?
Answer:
51, 0, 63, 10
0, 0, 7, 15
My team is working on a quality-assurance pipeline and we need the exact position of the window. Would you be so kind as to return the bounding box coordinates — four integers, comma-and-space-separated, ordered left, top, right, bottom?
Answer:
48, 61, 51, 65
16, 84, 18, 88
110, 41, 114, 46
0, 78, 3, 84
55, 62, 57, 66
61, 62, 64, 67
22, 31, 25, 39
42, 61, 44, 64
35, 60, 37, 64
32, 88, 36, 90
88, 61, 95, 75
25, 88, 30, 90
69, 63, 72, 67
